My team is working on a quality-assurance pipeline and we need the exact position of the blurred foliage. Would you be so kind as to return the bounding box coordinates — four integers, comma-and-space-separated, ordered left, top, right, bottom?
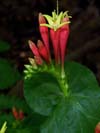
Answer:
0, 94, 45, 133
0, 40, 21, 89
0, 95, 29, 112
0, 58, 21, 89
0, 39, 47, 131
0, 40, 10, 52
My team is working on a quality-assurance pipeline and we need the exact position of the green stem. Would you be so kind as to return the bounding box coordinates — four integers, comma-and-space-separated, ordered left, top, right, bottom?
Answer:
57, 0, 59, 15
49, 65, 69, 97
61, 66, 65, 79
57, 75, 68, 97
39, 62, 69, 97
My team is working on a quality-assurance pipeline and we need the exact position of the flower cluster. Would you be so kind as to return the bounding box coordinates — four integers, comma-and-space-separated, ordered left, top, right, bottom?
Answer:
12, 107, 24, 121
28, 11, 71, 79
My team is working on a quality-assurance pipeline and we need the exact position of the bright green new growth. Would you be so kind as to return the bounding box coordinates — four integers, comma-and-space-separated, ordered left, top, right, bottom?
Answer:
0, 122, 7, 133
41, 11, 71, 31
24, 62, 68, 97
40, 0, 71, 31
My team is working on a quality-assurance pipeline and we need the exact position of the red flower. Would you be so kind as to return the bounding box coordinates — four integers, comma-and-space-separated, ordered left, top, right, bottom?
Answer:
12, 107, 19, 120
37, 40, 50, 63
28, 11, 71, 80
28, 40, 40, 57
19, 110, 24, 120
29, 40, 43, 65
39, 13, 51, 60
50, 28, 60, 64
39, 11, 71, 78
12, 107, 24, 120
95, 122, 100, 133
59, 17, 69, 78
28, 40, 50, 65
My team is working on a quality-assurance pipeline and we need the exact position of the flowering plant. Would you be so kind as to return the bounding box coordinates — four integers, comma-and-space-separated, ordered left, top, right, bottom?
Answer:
24, 10, 100, 133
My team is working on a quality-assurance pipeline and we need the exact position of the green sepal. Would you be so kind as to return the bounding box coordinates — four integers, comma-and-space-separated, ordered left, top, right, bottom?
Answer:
43, 15, 53, 25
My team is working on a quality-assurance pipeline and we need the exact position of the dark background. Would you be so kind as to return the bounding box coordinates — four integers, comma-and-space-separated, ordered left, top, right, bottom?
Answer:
0, 0, 100, 85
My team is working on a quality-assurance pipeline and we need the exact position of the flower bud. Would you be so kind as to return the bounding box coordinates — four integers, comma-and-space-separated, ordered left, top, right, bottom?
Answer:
39, 13, 51, 59
37, 40, 50, 64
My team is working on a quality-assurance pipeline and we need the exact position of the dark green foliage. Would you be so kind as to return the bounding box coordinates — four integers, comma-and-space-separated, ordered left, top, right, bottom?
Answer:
0, 94, 49, 133
24, 72, 62, 116
24, 61, 100, 133
0, 58, 21, 89
20, 113, 47, 133
0, 95, 30, 113
0, 40, 21, 89
0, 95, 39, 133
0, 94, 30, 128
0, 40, 10, 52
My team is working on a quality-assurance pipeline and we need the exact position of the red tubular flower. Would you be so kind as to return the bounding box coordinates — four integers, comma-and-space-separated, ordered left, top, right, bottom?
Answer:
39, 13, 51, 59
37, 40, 50, 64
12, 107, 24, 121
59, 17, 69, 78
28, 40, 43, 65
19, 110, 24, 120
95, 122, 100, 133
12, 107, 19, 120
29, 39, 50, 64
50, 29, 60, 64
28, 40, 40, 57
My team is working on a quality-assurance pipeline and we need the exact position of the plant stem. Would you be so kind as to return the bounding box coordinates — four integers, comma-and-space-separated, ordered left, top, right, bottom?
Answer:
49, 65, 69, 97
57, 0, 59, 15
39, 62, 69, 97
61, 66, 65, 79
58, 76, 68, 97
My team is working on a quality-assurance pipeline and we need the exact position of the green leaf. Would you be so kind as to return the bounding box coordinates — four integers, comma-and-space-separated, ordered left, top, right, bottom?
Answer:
41, 62, 100, 133
0, 114, 14, 127
20, 113, 46, 133
24, 72, 62, 116
0, 40, 10, 52
2, 113, 45, 133
0, 58, 21, 89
